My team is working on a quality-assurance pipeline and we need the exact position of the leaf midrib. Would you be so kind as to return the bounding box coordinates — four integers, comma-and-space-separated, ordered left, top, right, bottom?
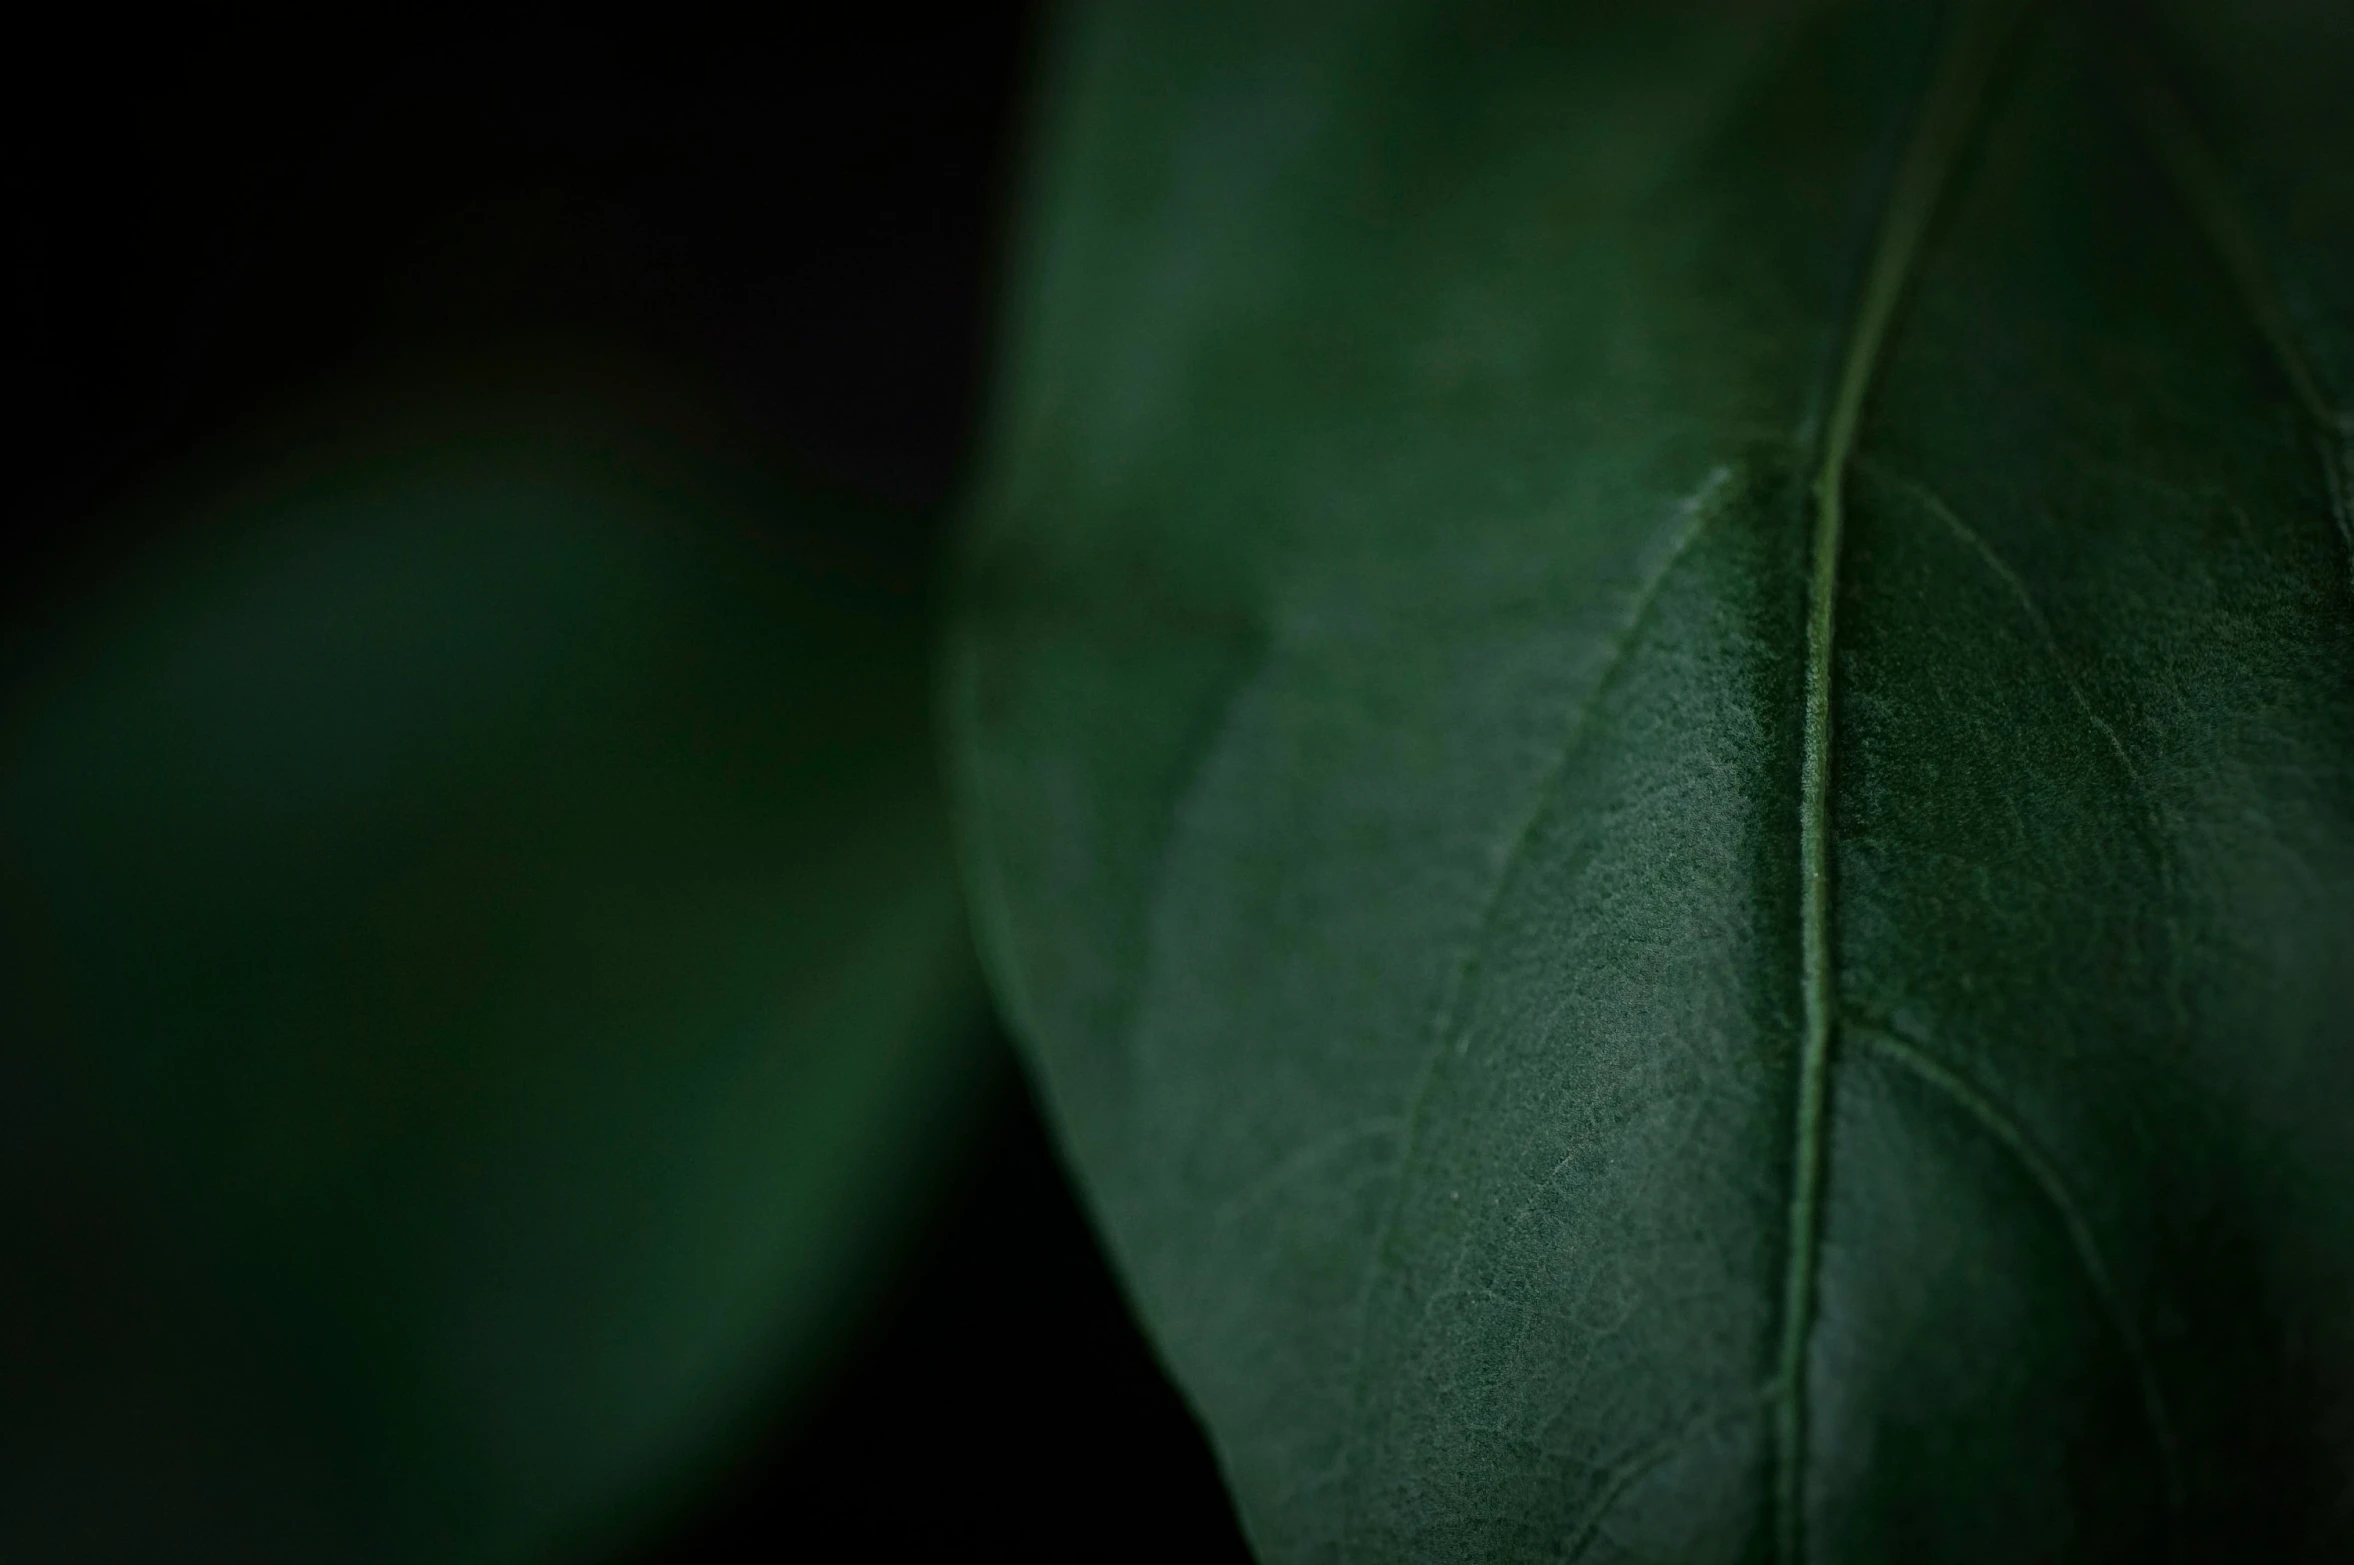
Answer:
1772, 4, 2032, 1559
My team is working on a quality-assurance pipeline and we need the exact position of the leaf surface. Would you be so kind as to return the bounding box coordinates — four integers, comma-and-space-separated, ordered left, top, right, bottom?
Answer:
950, 2, 2354, 1557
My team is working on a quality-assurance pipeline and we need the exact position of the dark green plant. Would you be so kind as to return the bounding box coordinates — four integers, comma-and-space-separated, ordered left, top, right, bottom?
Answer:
951, 0, 2354, 1558
10, 0, 2354, 1559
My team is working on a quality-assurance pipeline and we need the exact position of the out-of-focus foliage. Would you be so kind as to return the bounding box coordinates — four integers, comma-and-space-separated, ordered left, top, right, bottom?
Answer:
0, 375, 986, 1562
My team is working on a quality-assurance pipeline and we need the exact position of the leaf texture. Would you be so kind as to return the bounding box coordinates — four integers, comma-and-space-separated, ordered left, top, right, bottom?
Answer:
950, 1, 2354, 1558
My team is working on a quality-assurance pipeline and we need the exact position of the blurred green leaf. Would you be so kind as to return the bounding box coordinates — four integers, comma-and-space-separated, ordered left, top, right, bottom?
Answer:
951, 1, 2354, 1558
2, 376, 986, 1561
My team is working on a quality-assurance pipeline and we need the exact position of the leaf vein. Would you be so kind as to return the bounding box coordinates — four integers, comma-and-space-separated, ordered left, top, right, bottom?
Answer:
2113, 36, 2354, 606
1846, 1017, 2186, 1527
1329, 461, 1737, 1529
1563, 1394, 1769, 1563
1860, 456, 2144, 789
1775, 6, 2030, 1559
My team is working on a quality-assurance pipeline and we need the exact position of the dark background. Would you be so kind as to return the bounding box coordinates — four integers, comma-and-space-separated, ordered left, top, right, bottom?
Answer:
12, 6, 1250, 1559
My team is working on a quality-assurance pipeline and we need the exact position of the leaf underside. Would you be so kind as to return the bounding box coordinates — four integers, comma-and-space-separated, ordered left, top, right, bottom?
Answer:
952, 1, 2354, 1559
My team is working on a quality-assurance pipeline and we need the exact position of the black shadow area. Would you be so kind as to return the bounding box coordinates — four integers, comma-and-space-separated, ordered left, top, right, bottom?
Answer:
620, 1040, 1255, 1564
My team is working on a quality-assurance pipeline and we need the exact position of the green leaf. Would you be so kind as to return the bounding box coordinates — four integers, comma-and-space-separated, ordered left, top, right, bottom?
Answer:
948, 1, 2354, 1557
2, 378, 986, 1561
